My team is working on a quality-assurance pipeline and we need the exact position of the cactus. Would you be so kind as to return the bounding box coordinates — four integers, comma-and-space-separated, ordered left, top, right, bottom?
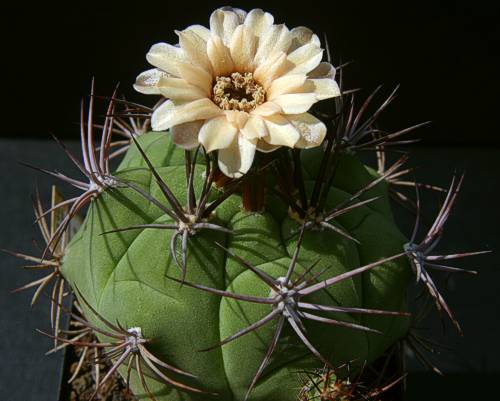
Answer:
8, 6, 488, 401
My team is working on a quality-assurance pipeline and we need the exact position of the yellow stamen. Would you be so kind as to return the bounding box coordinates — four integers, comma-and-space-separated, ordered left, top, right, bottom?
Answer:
212, 72, 265, 112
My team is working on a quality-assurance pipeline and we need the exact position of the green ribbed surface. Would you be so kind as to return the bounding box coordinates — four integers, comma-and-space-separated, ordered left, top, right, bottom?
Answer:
61, 132, 411, 401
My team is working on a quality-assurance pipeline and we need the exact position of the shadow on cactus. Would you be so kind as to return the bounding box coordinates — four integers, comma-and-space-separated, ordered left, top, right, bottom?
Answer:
9, 6, 490, 401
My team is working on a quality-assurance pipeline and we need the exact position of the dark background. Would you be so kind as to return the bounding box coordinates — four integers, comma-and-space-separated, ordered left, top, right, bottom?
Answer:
1, 1, 499, 400
2, 0, 500, 145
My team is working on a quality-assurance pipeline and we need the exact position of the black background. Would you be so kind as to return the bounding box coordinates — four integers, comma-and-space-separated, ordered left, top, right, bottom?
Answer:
1, 1, 499, 400
2, 0, 500, 145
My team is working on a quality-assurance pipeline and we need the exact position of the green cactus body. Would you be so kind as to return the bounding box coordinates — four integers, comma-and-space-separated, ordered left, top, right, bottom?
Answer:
61, 132, 411, 401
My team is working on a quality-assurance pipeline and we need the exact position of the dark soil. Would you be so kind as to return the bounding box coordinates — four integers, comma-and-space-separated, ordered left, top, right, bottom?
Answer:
61, 337, 403, 401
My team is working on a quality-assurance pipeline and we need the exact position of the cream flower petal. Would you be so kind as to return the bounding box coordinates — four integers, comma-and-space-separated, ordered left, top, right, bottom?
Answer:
287, 113, 327, 149
252, 101, 282, 116
210, 8, 245, 45
241, 115, 267, 139
232, 8, 248, 22
272, 93, 318, 114
253, 52, 281, 82
263, 114, 300, 147
176, 62, 213, 95
267, 74, 307, 100
218, 135, 257, 178
177, 29, 212, 73
198, 116, 238, 152
285, 43, 324, 76
254, 24, 292, 66
253, 52, 291, 89
134, 68, 168, 94
288, 26, 321, 52
244, 9, 274, 38
308, 78, 341, 100
230, 25, 257, 72
151, 100, 175, 131
207, 35, 235, 76
146, 43, 185, 77
256, 140, 281, 153
171, 120, 204, 149
151, 99, 222, 131
157, 76, 207, 101
308, 61, 336, 79
224, 110, 249, 129
184, 24, 211, 41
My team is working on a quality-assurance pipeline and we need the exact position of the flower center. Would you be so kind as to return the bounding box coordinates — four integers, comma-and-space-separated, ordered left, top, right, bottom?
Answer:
212, 72, 265, 112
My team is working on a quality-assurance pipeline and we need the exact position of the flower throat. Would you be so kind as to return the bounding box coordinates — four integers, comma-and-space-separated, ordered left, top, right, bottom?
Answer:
212, 72, 265, 112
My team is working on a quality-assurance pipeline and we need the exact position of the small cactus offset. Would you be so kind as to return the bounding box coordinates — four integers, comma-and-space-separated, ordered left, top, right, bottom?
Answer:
9, 6, 488, 401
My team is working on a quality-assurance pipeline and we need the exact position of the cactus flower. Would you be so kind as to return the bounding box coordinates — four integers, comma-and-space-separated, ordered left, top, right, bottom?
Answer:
134, 7, 340, 177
